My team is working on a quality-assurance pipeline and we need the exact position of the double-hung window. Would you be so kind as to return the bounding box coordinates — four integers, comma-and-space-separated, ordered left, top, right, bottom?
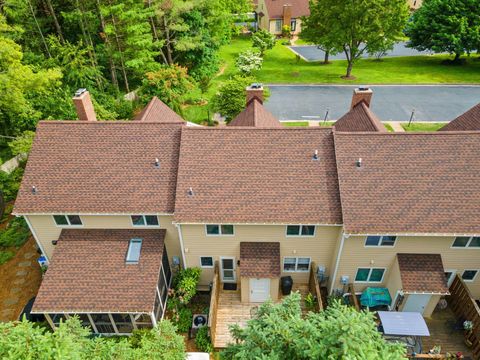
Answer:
286, 225, 315, 237
274, 19, 282, 32
283, 257, 311, 272
53, 215, 83, 226
205, 225, 234, 236
365, 235, 396, 247
355, 268, 386, 283
131, 215, 159, 227
452, 236, 480, 248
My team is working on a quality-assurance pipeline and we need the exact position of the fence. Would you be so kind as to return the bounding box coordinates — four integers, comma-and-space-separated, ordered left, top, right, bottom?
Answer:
308, 261, 324, 311
447, 274, 480, 359
207, 261, 220, 347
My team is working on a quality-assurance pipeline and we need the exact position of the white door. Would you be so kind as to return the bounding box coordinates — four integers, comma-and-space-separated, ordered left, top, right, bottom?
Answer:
402, 294, 431, 314
249, 278, 270, 303
220, 257, 236, 283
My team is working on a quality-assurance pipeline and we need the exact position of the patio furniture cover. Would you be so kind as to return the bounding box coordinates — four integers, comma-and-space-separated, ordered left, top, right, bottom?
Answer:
378, 311, 430, 336
360, 287, 392, 307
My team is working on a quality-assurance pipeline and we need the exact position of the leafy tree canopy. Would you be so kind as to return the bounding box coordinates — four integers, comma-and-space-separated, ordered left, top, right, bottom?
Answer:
252, 29, 276, 56
222, 293, 406, 360
405, 0, 480, 61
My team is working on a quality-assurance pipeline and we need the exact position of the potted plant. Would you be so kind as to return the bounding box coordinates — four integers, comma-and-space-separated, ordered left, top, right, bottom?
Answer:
463, 320, 473, 347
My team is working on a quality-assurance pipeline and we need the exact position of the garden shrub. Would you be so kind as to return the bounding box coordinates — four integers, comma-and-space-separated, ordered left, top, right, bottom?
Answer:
195, 326, 213, 353
0, 217, 30, 247
172, 307, 193, 333
171, 267, 201, 305
0, 250, 14, 265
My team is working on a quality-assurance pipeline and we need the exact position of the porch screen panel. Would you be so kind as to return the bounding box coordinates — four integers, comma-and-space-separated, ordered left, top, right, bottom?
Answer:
49, 314, 66, 327
111, 314, 134, 333
90, 314, 115, 334
134, 313, 153, 329
162, 246, 172, 285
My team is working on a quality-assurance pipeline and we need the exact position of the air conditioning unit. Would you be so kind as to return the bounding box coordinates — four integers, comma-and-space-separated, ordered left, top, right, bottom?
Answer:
189, 314, 208, 339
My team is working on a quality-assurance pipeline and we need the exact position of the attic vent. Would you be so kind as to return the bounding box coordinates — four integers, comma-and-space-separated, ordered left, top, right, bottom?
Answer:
312, 149, 319, 161
154, 158, 160, 168
187, 187, 194, 196
74, 88, 87, 97
356, 158, 362, 168
126, 238, 142, 264
31, 186, 37, 194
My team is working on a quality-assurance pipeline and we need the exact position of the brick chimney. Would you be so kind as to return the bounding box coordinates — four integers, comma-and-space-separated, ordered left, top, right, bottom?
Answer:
351, 87, 373, 109
246, 83, 264, 105
73, 88, 97, 121
283, 4, 292, 28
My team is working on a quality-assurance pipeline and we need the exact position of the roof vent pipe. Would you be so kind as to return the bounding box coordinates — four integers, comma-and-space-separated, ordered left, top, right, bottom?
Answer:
154, 158, 160, 168
187, 187, 194, 196
31, 185, 37, 194
313, 149, 319, 160
356, 158, 362, 168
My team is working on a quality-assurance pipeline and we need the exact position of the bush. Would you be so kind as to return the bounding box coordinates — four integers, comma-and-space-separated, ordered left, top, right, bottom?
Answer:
172, 307, 193, 333
195, 326, 213, 353
0, 217, 30, 248
129, 328, 154, 349
171, 267, 202, 305
304, 293, 316, 311
0, 250, 14, 265
212, 75, 255, 122
236, 50, 263, 75
252, 29, 276, 56
0, 167, 24, 202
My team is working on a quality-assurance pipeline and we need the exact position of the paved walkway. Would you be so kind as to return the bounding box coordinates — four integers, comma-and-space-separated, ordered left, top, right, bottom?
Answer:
387, 122, 405, 132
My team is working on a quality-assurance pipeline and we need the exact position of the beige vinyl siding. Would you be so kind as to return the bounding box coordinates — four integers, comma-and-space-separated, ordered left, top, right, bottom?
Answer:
25, 215, 182, 267
386, 257, 402, 309
180, 224, 342, 286
333, 235, 480, 299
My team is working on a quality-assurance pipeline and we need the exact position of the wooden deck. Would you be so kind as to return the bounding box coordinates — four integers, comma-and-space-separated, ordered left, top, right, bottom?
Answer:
213, 284, 309, 348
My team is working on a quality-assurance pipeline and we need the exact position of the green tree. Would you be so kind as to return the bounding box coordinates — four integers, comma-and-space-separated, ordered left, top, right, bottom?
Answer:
252, 29, 276, 56
8, 131, 35, 156
236, 50, 263, 75
212, 75, 255, 122
140, 64, 195, 114
222, 293, 406, 360
405, 0, 480, 62
302, 0, 408, 78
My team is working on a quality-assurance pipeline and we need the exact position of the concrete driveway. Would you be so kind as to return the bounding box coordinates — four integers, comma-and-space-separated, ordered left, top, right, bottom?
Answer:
290, 42, 435, 62
265, 85, 480, 121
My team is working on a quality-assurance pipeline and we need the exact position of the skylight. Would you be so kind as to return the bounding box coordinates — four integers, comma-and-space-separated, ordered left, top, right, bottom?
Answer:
126, 238, 142, 264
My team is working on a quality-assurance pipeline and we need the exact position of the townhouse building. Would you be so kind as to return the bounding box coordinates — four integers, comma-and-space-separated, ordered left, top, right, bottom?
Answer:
13, 87, 480, 334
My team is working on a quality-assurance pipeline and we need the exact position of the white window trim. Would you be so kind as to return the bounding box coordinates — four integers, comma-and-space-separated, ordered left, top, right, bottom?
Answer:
199, 256, 214, 268
451, 236, 480, 249
364, 235, 397, 248
444, 269, 457, 287
354, 267, 386, 283
205, 224, 235, 236
285, 225, 316, 237
461, 269, 479, 282
53, 215, 84, 228
282, 256, 311, 273
130, 215, 160, 227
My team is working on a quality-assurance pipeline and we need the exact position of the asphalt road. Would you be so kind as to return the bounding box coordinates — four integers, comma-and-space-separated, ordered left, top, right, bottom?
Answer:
265, 85, 480, 122
289, 42, 435, 62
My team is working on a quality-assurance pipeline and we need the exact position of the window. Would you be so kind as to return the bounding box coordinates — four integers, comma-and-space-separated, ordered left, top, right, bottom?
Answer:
131, 215, 159, 227
365, 235, 396, 247
275, 19, 282, 32
452, 236, 480, 248
355, 268, 385, 283
200, 256, 214, 268
290, 19, 296, 32
126, 238, 142, 264
286, 225, 315, 237
53, 215, 83, 226
283, 257, 311, 272
205, 224, 234, 236
462, 270, 478, 282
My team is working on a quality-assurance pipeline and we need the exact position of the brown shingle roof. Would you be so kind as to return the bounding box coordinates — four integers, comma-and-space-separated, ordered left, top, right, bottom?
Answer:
32, 229, 165, 313
174, 127, 342, 224
264, 0, 310, 18
240, 242, 280, 278
334, 131, 480, 234
228, 99, 282, 127
397, 253, 449, 294
334, 102, 387, 132
439, 103, 480, 131
13, 122, 181, 214
135, 97, 185, 124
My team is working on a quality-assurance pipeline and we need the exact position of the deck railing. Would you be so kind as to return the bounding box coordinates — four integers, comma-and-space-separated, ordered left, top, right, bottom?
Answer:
447, 274, 480, 359
308, 261, 324, 311
207, 261, 220, 347
347, 283, 361, 311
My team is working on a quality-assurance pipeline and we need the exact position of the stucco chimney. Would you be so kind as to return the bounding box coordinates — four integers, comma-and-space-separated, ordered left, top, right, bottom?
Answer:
283, 4, 292, 28
246, 83, 264, 105
351, 87, 373, 109
73, 88, 97, 121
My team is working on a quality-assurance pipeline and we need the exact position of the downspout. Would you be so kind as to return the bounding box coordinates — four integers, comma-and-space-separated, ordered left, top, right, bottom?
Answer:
329, 232, 348, 295
175, 223, 187, 269
23, 215, 49, 264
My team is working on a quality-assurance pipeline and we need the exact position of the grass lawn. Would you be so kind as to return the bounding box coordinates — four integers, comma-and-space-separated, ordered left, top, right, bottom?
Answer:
383, 123, 394, 132
182, 36, 480, 123
282, 121, 309, 127
401, 122, 446, 132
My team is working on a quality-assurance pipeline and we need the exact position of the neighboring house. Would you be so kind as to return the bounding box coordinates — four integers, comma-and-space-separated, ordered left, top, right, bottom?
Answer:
255, 0, 309, 35
13, 87, 480, 336
438, 102, 480, 131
